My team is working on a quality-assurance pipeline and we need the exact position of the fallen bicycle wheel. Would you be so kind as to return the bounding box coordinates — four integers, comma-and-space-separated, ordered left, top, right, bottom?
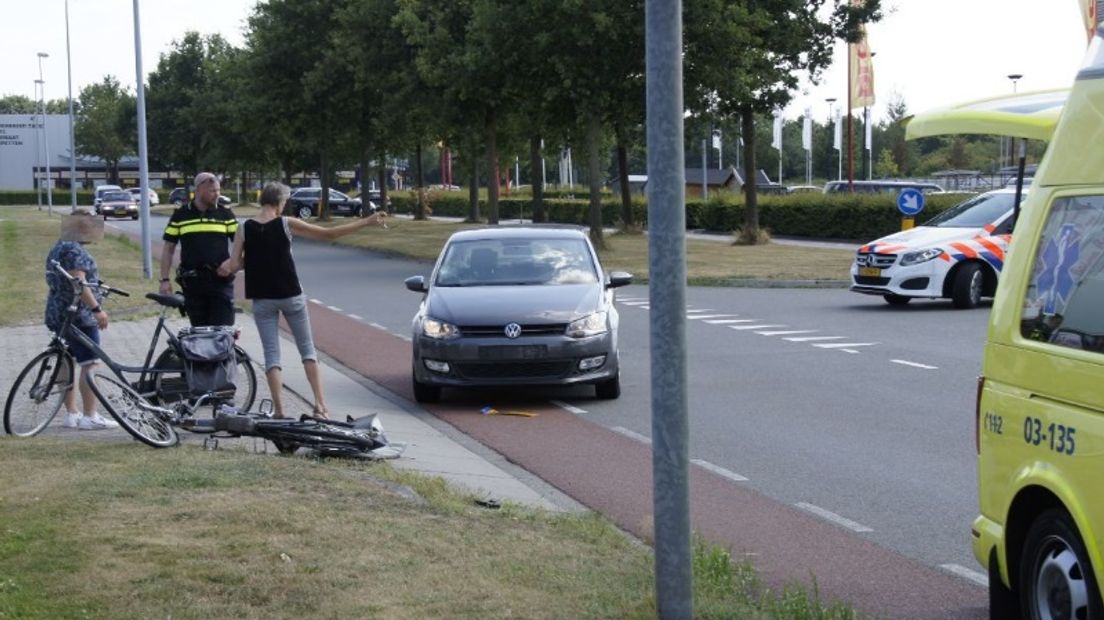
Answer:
86, 371, 178, 447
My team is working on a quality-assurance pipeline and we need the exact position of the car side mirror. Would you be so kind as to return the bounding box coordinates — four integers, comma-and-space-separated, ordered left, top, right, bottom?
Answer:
405, 275, 427, 292
606, 271, 633, 289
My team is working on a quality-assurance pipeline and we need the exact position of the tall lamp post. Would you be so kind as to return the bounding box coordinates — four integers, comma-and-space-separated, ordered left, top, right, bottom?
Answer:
65, 0, 78, 212
825, 97, 837, 181
1005, 73, 1023, 173
133, 0, 153, 277
37, 52, 54, 215
33, 80, 42, 211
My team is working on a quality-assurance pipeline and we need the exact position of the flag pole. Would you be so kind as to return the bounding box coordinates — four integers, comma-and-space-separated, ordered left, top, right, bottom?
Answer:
847, 42, 854, 192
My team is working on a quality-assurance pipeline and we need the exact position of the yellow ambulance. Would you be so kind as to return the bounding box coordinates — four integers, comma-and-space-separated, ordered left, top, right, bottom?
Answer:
907, 4, 1103, 617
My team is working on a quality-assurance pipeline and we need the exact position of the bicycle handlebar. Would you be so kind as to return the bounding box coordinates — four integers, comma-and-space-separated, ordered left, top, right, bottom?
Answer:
50, 259, 131, 298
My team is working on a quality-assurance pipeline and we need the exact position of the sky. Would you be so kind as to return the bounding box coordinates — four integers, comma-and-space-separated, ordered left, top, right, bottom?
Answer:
0, 0, 1089, 125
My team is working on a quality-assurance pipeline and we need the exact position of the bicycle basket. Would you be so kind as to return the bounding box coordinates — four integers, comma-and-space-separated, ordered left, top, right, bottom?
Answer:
178, 328, 237, 396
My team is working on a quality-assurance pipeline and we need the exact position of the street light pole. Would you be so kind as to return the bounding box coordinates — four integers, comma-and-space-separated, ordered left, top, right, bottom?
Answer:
32, 80, 42, 211
825, 97, 837, 181
1005, 73, 1023, 174
65, 0, 78, 212
37, 52, 54, 215
133, 0, 153, 278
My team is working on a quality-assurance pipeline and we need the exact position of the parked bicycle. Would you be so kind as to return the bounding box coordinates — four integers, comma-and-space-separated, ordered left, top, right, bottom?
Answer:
3, 261, 255, 440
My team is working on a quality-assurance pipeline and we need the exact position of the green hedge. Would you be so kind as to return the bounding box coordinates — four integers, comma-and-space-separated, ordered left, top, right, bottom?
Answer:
0, 190, 97, 206
384, 190, 973, 241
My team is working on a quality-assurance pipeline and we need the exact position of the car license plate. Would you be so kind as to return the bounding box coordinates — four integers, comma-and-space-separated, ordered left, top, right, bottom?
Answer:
478, 345, 548, 361
858, 266, 881, 277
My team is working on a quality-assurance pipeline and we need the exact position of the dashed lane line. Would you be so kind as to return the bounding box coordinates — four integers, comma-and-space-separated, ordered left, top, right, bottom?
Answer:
812, 342, 879, 349
309, 298, 323, 305
755, 329, 818, 336
369, 322, 388, 331
687, 314, 741, 320
611, 426, 652, 446
784, 335, 846, 342
326, 305, 342, 312
795, 502, 874, 533
346, 313, 363, 321
705, 319, 757, 324
691, 459, 749, 482
729, 324, 786, 331
551, 400, 588, 415
939, 564, 988, 588
891, 359, 939, 370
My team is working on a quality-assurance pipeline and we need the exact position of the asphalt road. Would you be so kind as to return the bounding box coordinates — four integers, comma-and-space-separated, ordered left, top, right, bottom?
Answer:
113, 215, 992, 600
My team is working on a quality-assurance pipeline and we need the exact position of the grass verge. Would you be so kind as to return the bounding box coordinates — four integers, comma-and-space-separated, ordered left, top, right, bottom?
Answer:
0, 439, 860, 619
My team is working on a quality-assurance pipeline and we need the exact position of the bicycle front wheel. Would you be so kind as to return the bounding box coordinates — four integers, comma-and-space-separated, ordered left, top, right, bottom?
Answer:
86, 371, 178, 447
4, 350, 73, 437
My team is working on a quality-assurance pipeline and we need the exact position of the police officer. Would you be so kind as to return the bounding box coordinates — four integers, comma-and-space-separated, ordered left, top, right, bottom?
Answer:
158, 172, 238, 326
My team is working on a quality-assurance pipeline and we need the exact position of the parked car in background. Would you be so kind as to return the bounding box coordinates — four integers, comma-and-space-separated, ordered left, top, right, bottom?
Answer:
404, 225, 632, 403
126, 187, 159, 205
92, 184, 123, 213
786, 185, 822, 194
824, 180, 945, 194
850, 188, 1022, 308
98, 190, 139, 220
284, 187, 375, 218
168, 187, 231, 208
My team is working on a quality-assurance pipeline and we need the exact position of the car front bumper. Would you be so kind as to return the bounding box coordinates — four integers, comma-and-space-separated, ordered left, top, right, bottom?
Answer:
850, 259, 946, 299
413, 332, 618, 388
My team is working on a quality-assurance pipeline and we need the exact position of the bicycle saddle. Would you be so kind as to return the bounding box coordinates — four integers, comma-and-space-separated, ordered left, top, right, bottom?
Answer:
145, 292, 186, 308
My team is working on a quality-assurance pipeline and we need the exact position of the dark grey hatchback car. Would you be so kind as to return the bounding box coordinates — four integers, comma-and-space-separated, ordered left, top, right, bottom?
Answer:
405, 226, 632, 403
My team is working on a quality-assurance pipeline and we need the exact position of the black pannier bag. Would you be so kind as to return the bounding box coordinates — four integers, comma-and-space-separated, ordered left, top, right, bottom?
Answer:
178, 327, 238, 396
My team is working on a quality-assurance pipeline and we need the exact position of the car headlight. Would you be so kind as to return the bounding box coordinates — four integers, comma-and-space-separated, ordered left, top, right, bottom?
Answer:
566, 312, 608, 338
899, 248, 943, 266
422, 317, 460, 340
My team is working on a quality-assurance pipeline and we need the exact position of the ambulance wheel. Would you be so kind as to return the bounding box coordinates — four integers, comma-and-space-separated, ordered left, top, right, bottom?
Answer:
952, 263, 983, 309
883, 294, 911, 306
1018, 508, 1103, 620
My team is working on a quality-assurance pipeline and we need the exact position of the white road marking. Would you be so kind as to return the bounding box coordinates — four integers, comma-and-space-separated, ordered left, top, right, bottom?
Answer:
755, 329, 818, 336
691, 459, 749, 482
784, 335, 846, 342
347, 313, 363, 320
326, 305, 342, 312
729, 324, 786, 330
939, 564, 988, 588
612, 426, 652, 445
551, 400, 587, 415
396, 335, 412, 342
620, 300, 650, 306
687, 314, 741, 320
813, 342, 879, 349
795, 502, 874, 532
839, 349, 862, 354
705, 319, 757, 324
891, 359, 939, 370
369, 322, 388, 331
309, 298, 323, 305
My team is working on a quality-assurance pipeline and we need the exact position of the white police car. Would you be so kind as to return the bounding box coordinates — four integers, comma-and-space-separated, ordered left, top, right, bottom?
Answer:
851, 188, 1023, 308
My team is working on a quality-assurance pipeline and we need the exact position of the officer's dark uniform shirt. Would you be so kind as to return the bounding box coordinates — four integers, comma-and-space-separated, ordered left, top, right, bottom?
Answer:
162, 200, 238, 271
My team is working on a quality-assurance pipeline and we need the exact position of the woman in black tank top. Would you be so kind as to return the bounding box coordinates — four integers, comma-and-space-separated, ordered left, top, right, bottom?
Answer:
218, 182, 388, 418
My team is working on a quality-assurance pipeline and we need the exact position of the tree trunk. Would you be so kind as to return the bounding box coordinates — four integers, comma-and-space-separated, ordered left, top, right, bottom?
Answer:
485, 108, 499, 225
616, 125, 633, 229
740, 108, 759, 241
468, 157, 480, 222
530, 135, 545, 223
414, 142, 426, 220
586, 112, 605, 249
360, 147, 372, 215
377, 151, 391, 214
319, 152, 330, 220
281, 156, 292, 186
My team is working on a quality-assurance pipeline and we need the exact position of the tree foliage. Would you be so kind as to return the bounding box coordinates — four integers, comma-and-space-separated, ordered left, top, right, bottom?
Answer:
74, 76, 134, 184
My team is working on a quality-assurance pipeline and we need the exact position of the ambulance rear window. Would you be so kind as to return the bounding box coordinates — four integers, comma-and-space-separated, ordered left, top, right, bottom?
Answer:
1021, 194, 1104, 354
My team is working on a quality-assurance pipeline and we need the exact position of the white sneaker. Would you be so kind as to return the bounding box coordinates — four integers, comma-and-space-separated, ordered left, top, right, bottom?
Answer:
63, 412, 81, 428
78, 413, 119, 430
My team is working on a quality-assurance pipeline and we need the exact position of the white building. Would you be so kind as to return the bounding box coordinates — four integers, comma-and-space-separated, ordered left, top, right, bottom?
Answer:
0, 114, 73, 191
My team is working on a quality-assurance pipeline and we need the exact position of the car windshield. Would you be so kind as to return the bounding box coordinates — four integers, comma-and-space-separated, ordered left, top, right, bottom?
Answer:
103, 192, 131, 202
923, 192, 1017, 228
435, 238, 598, 287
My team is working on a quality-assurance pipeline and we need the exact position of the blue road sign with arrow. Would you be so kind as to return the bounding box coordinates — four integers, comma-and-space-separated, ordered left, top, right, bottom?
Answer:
897, 188, 925, 216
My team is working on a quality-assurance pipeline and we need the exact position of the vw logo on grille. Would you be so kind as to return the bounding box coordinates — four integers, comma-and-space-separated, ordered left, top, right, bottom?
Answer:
504, 323, 522, 339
